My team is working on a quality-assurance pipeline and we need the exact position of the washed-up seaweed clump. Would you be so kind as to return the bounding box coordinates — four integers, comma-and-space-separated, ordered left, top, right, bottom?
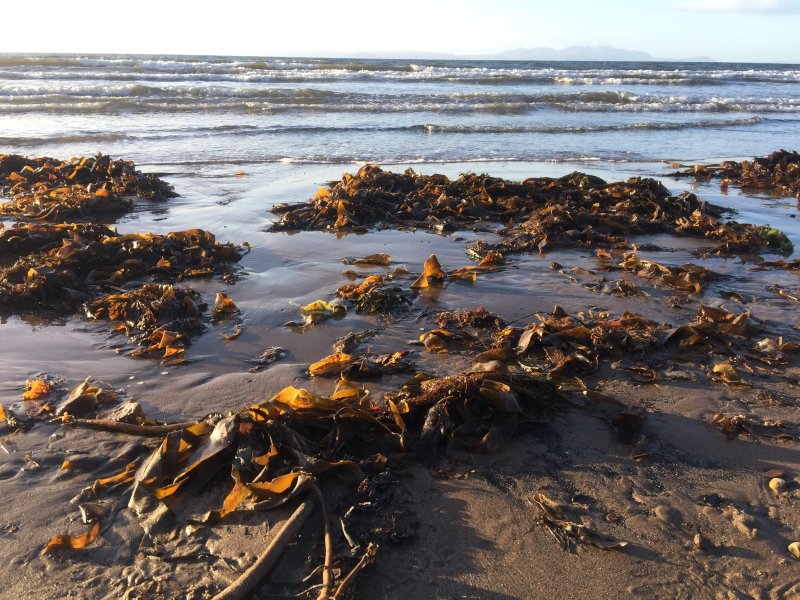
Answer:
0, 154, 176, 222
0, 228, 243, 310
85, 284, 207, 359
269, 164, 792, 256
0, 156, 245, 361
0, 222, 114, 259
337, 275, 415, 316
670, 149, 800, 197
485, 182, 792, 256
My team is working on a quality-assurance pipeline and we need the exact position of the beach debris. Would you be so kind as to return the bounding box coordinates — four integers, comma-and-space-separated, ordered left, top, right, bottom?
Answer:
532, 493, 627, 552
0, 153, 176, 222
248, 347, 287, 372
669, 149, 800, 197
97, 401, 147, 424
710, 413, 796, 440
332, 329, 379, 354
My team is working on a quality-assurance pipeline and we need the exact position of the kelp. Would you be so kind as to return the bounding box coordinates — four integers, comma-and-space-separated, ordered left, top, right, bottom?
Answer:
340, 352, 414, 381
618, 247, 714, 295
0, 228, 243, 310
664, 305, 755, 350
270, 164, 792, 256
248, 347, 287, 372
85, 284, 207, 359
669, 149, 800, 197
0, 153, 176, 222
22, 156, 800, 596
55, 376, 120, 417
388, 370, 561, 453
332, 329, 379, 354
0, 222, 114, 259
336, 276, 414, 316
435, 307, 507, 330
40, 521, 101, 556
270, 164, 550, 233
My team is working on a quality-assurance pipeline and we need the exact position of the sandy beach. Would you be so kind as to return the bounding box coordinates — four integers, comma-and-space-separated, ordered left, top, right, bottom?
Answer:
2, 155, 800, 599
2, 55, 800, 600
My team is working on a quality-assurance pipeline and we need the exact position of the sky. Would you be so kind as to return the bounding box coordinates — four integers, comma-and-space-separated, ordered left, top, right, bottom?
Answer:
0, 0, 798, 62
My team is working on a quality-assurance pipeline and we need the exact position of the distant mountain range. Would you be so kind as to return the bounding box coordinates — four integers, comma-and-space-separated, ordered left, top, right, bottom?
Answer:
345, 45, 713, 62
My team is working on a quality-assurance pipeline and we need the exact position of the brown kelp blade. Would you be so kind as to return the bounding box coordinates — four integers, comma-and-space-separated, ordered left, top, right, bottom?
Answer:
41, 521, 101, 555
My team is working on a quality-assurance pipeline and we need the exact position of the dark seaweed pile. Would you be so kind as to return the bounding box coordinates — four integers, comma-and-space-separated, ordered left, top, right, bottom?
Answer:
0, 153, 176, 221
0, 154, 244, 354
269, 164, 792, 256
670, 149, 800, 197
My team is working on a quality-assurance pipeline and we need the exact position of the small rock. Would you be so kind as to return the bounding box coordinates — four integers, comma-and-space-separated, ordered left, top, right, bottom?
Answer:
693, 533, 706, 551
729, 510, 758, 539
653, 504, 682, 527
469, 360, 507, 374
698, 493, 724, 507
98, 401, 145, 424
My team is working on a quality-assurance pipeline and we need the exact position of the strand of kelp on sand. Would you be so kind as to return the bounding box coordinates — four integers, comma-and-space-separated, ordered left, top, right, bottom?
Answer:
2, 150, 800, 596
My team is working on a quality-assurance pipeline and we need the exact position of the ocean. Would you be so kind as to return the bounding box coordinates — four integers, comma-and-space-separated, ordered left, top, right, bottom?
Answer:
1, 54, 799, 166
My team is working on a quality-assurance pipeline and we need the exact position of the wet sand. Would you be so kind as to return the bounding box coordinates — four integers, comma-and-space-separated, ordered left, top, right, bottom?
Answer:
2, 160, 800, 599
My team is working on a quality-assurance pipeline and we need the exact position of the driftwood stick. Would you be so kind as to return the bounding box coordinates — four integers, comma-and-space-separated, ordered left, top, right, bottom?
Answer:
313, 484, 333, 600
211, 493, 317, 600
331, 543, 378, 600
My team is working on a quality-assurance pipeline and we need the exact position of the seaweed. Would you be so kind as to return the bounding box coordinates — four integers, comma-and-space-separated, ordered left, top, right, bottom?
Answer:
0, 153, 176, 222
85, 284, 207, 359
670, 149, 800, 197
269, 164, 792, 256
0, 228, 243, 310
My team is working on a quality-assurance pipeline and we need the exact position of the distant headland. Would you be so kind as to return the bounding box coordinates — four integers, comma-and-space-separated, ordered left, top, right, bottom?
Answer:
333, 45, 714, 62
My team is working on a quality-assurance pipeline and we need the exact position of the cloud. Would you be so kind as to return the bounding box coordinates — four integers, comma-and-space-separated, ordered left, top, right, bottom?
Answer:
675, 0, 800, 13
